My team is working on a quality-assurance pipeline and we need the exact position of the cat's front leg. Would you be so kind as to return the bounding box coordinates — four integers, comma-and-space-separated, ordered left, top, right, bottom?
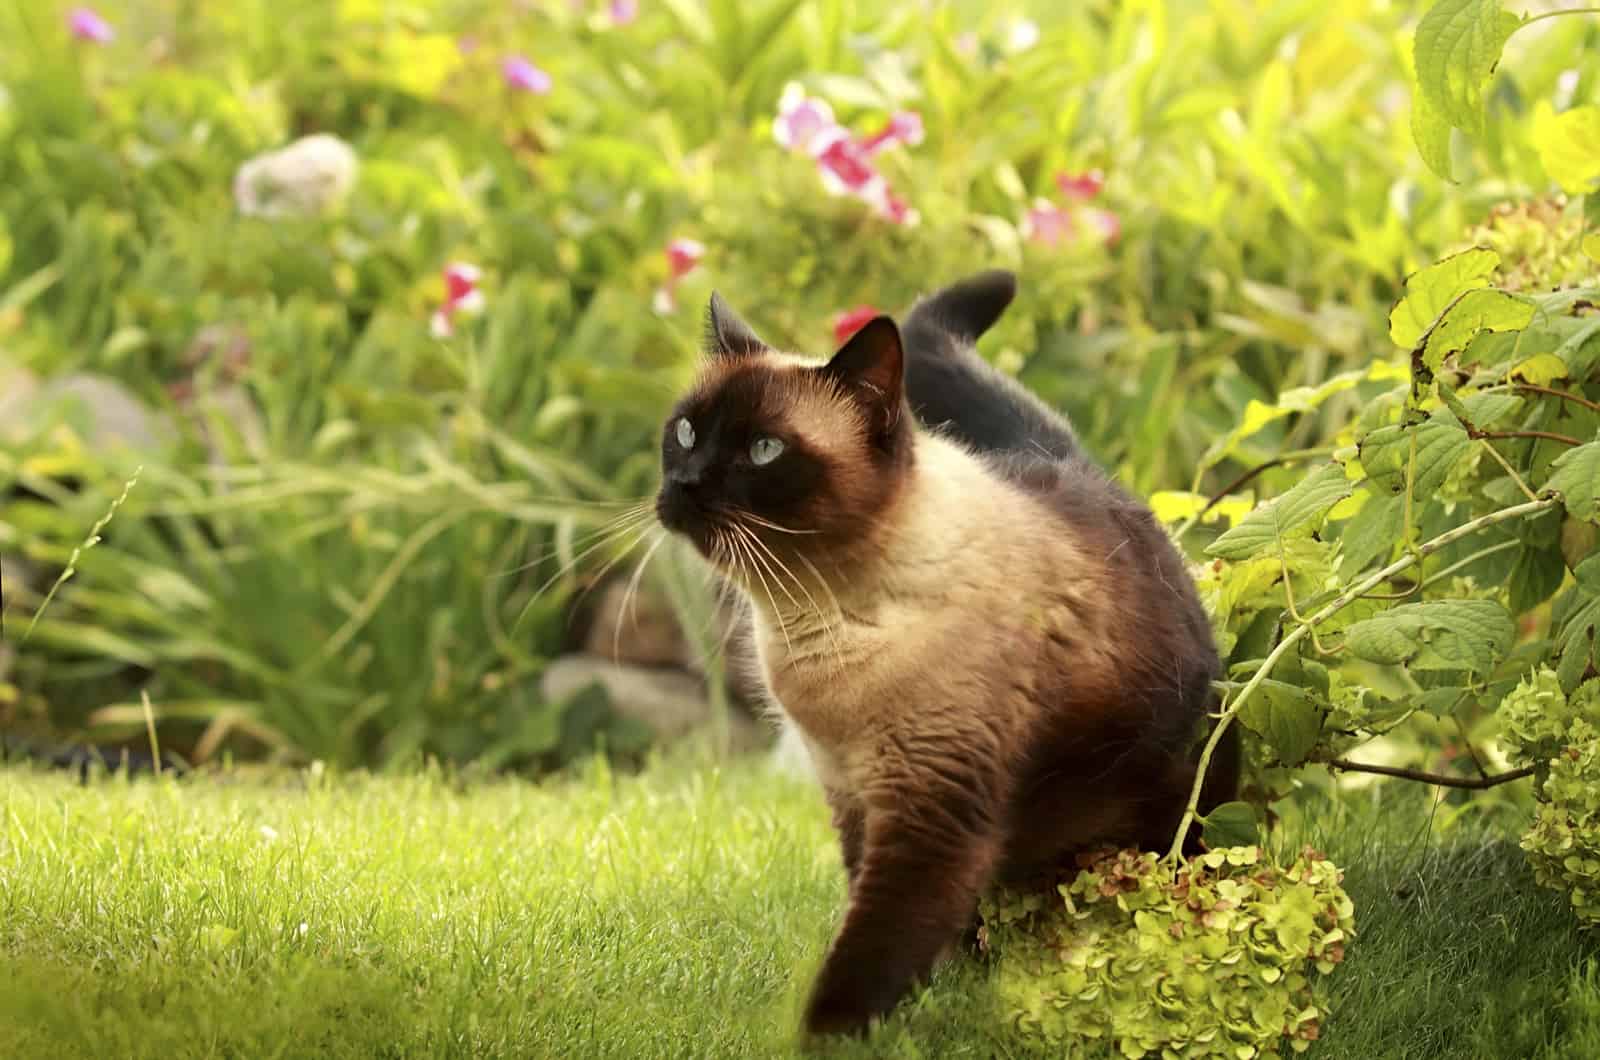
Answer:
802, 791, 1002, 1037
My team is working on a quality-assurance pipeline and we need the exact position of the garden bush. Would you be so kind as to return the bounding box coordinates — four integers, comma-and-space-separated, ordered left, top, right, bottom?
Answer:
979, 846, 1354, 1058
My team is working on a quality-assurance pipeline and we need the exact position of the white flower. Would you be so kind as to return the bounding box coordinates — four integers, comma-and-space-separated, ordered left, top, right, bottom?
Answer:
233, 134, 359, 219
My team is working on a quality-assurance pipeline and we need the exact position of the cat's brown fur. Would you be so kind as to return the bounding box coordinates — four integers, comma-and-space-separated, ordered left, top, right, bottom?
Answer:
655, 274, 1234, 1038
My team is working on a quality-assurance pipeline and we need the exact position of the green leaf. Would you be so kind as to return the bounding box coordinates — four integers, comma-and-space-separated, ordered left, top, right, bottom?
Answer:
1509, 353, 1570, 386
1198, 362, 1406, 470
1413, 0, 1522, 136
1338, 491, 1404, 576
1240, 679, 1323, 765
1358, 416, 1474, 497
1200, 801, 1260, 849
1509, 546, 1568, 615
1410, 85, 1455, 179
1421, 288, 1535, 372
1533, 102, 1600, 194
1343, 599, 1514, 672
1548, 440, 1600, 521
1206, 463, 1353, 561
1388, 248, 1500, 349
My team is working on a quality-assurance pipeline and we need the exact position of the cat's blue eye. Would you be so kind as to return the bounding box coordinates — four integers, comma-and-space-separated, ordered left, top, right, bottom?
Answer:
750, 436, 785, 466
675, 417, 695, 449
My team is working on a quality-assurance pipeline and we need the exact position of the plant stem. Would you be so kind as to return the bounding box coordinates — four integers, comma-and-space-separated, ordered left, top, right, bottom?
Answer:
1470, 428, 1583, 447
1512, 383, 1600, 415
1326, 759, 1534, 790
1175, 448, 1334, 539
1522, 7, 1600, 27
1164, 494, 1561, 864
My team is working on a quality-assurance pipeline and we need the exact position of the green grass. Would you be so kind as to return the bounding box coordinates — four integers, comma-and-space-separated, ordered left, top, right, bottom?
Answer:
2, 757, 1596, 1059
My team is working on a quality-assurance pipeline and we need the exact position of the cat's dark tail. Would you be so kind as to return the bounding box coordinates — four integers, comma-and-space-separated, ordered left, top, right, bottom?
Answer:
899, 270, 1081, 461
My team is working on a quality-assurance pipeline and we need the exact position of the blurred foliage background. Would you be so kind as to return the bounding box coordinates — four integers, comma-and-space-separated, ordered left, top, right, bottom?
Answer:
0, 0, 1594, 770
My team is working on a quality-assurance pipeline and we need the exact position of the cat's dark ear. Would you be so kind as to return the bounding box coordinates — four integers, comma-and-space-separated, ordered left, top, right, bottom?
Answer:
824, 316, 904, 439
705, 292, 769, 358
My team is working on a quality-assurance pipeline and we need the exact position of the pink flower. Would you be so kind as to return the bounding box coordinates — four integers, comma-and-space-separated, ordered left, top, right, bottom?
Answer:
1082, 207, 1122, 246
1022, 200, 1074, 248
814, 132, 880, 195
665, 237, 704, 279
861, 111, 925, 154
610, 0, 639, 25
832, 305, 881, 343
503, 56, 552, 94
430, 263, 485, 337
654, 237, 706, 315
67, 7, 114, 43
1055, 169, 1105, 201
772, 83, 838, 155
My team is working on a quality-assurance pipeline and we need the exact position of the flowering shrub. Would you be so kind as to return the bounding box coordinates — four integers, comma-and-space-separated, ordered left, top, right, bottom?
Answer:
979, 847, 1354, 1058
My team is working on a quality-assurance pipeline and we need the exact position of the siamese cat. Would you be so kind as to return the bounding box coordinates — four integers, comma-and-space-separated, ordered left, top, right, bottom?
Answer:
654, 270, 1235, 1037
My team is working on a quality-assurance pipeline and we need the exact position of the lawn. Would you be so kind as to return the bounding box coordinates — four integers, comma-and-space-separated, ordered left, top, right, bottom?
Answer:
3, 756, 1596, 1059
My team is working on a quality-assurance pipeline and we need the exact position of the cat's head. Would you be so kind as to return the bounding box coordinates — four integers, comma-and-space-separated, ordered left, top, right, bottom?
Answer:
655, 293, 913, 565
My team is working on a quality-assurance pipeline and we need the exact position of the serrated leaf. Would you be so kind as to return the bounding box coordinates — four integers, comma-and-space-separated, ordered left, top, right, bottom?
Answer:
1413, 0, 1522, 136
1343, 599, 1514, 672
1389, 248, 1500, 349
1206, 463, 1353, 561
1548, 439, 1600, 520
1421, 289, 1535, 371
1339, 491, 1405, 576
1411, 85, 1455, 179
1557, 595, 1600, 693
1509, 546, 1568, 614
1577, 554, 1600, 594
1240, 679, 1323, 765
1533, 102, 1600, 194
1200, 801, 1260, 849
1509, 353, 1570, 386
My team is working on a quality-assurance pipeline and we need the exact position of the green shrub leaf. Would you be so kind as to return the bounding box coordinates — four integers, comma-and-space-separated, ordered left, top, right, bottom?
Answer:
1342, 599, 1514, 672
1206, 463, 1353, 561
1241, 679, 1325, 765
1388, 247, 1500, 349
1421, 288, 1535, 372
1411, 0, 1522, 176
1533, 102, 1600, 194
1201, 801, 1261, 849
1548, 439, 1600, 521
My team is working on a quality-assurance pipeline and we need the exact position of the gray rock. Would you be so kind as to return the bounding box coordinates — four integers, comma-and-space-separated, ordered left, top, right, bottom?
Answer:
233, 134, 359, 218
582, 579, 689, 668
540, 653, 765, 751
0, 356, 41, 444
26, 374, 176, 453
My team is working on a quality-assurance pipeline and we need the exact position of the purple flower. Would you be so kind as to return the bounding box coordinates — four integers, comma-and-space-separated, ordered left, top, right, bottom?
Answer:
772, 83, 839, 155
67, 7, 114, 43
610, 0, 639, 25
503, 56, 552, 95
1022, 200, 1074, 247
1055, 169, 1105, 201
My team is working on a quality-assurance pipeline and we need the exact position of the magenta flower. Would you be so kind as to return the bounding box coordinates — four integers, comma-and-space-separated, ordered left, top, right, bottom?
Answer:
832, 305, 881, 344
654, 238, 706, 314
665, 237, 705, 279
1055, 169, 1105, 201
430, 263, 485, 337
67, 7, 114, 43
814, 133, 879, 196
772, 83, 838, 156
1022, 200, 1074, 248
861, 111, 925, 154
503, 56, 552, 94
610, 0, 639, 25
1082, 207, 1122, 246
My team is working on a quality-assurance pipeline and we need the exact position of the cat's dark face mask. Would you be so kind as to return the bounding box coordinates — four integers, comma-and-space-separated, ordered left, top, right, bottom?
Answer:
654, 293, 910, 564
